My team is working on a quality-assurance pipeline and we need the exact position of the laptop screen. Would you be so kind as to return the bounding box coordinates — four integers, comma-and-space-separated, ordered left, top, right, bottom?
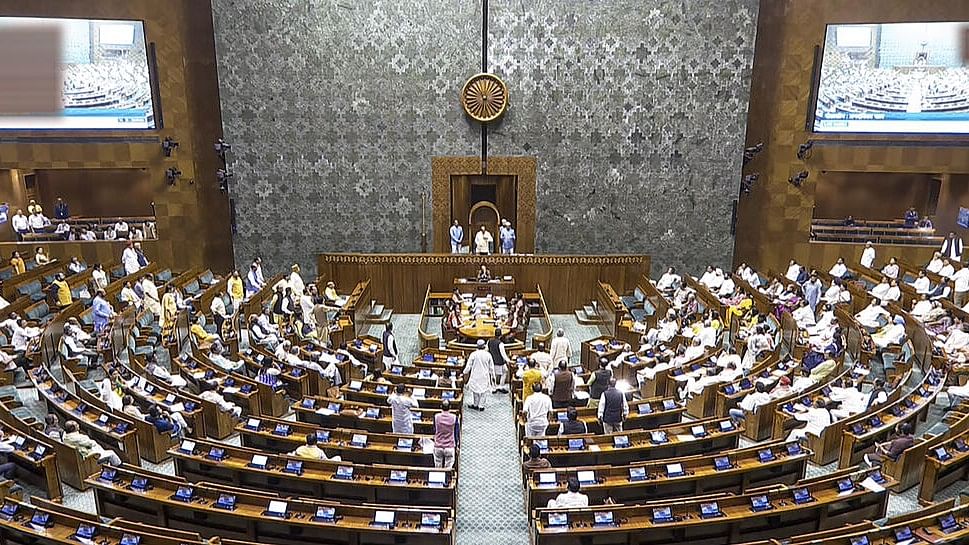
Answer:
537, 472, 556, 485
250, 455, 268, 468
390, 470, 407, 482
534, 439, 549, 452
421, 513, 442, 527
894, 526, 913, 541
613, 435, 630, 448
793, 488, 812, 504
700, 502, 720, 517
175, 486, 193, 500
758, 449, 775, 462
99, 468, 117, 482
30, 512, 50, 527
576, 470, 595, 484
714, 456, 731, 471
719, 420, 734, 431
336, 466, 354, 479
837, 478, 854, 492
691, 425, 706, 437
428, 471, 446, 485
76, 524, 96, 540
652, 507, 672, 522
786, 443, 802, 456
315, 506, 336, 520
375, 385, 389, 395
351, 434, 368, 447
662, 400, 676, 410
397, 438, 413, 449
301, 399, 315, 409
650, 431, 668, 443
216, 494, 236, 509
316, 431, 331, 442
568, 439, 585, 451
936, 447, 951, 460
131, 477, 149, 491
286, 460, 303, 473
267, 500, 288, 517
273, 424, 290, 436
179, 440, 196, 453
374, 510, 395, 525
849, 537, 869, 545
365, 408, 380, 418
246, 418, 260, 429
120, 534, 142, 545
751, 495, 769, 510
629, 467, 646, 481
593, 511, 614, 525
208, 448, 225, 460
0, 502, 17, 517
547, 512, 568, 527
666, 463, 684, 477
638, 404, 653, 414
939, 513, 957, 530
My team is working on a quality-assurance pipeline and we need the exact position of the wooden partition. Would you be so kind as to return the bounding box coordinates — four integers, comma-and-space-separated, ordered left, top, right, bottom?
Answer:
317, 253, 650, 314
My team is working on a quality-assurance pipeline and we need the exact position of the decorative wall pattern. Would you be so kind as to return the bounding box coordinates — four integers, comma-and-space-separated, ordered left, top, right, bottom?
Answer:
213, 0, 759, 274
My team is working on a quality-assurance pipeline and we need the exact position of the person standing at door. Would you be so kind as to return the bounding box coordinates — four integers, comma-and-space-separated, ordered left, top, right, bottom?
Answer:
499, 220, 516, 254
474, 225, 493, 255
449, 220, 464, 253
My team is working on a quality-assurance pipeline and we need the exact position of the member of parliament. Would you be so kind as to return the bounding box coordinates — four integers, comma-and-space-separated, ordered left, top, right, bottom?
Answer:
0, 1, 968, 544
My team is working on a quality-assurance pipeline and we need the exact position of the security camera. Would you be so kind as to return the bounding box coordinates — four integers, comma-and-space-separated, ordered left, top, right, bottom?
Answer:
162, 137, 179, 157
166, 168, 182, 185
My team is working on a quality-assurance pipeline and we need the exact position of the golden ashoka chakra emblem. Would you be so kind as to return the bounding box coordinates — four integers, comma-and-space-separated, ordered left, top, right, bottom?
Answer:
461, 73, 508, 122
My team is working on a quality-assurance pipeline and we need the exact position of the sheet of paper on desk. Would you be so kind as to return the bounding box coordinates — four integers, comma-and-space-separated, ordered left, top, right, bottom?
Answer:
676, 434, 696, 442
860, 477, 885, 492
223, 387, 240, 394
169, 403, 185, 413
317, 408, 335, 415
192, 371, 206, 379
503, 276, 512, 280
420, 437, 435, 454
588, 444, 601, 451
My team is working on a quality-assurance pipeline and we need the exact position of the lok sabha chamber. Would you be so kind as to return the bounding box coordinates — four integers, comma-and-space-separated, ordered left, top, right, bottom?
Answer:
1, 1, 969, 545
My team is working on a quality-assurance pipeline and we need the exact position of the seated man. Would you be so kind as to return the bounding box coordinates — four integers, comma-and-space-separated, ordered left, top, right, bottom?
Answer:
786, 398, 832, 442
292, 433, 341, 461
61, 421, 122, 466
209, 345, 245, 373
864, 422, 914, 466
728, 382, 772, 421
546, 477, 589, 508
871, 316, 906, 349
557, 407, 588, 435
145, 355, 188, 388
197, 381, 243, 418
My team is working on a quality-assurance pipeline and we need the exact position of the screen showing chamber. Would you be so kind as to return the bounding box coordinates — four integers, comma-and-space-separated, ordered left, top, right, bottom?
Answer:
813, 22, 969, 134
0, 17, 156, 129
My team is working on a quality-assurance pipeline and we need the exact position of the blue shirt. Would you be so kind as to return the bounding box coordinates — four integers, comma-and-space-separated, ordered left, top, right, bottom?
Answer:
92, 296, 113, 332
449, 225, 463, 244
499, 226, 515, 249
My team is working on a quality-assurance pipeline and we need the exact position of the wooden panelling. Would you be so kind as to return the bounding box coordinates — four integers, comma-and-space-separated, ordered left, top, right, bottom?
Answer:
432, 156, 537, 254
0, 0, 233, 271
34, 169, 157, 218
735, 0, 969, 272
317, 253, 651, 313
813, 172, 939, 221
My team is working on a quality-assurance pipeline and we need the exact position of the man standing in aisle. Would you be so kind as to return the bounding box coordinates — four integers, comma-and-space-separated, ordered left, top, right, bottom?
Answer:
449, 220, 464, 253
382, 322, 399, 370
942, 232, 964, 262
550, 329, 572, 365
597, 378, 629, 433
499, 220, 516, 255
387, 384, 419, 435
521, 383, 552, 438
463, 340, 494, 411
433, 400, 458, 469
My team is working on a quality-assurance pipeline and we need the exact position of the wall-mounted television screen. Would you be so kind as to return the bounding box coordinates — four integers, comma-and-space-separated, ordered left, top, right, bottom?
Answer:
813, 22, 969, 134
0, 17, 156, 129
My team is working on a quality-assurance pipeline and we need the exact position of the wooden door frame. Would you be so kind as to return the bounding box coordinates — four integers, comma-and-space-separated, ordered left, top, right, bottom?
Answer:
431, 156, 536, 253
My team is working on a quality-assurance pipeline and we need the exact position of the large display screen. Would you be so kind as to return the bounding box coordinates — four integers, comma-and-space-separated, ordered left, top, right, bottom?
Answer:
0, 17, 156, 129
813, 22, 969, 134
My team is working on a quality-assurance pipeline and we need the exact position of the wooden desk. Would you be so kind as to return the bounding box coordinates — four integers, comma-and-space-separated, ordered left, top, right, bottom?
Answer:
525, 439, 809, 511
453, 277, 515, 299
532, 469, 891, 545
523, 417, 742, 467
341, 380, 463, 410
170, 437, 456, 507
237, 417, 438, 467
87, 466, 454, 545
0, 420, 62, 500
294, 396, 442, 435
919, 432, 969, 505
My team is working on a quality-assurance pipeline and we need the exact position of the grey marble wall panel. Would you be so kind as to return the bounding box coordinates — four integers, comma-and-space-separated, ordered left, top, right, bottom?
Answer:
211, 0, 759, 275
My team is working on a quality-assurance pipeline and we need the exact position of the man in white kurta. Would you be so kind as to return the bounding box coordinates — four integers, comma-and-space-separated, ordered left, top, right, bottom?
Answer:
549, 329, 573, 365
473, 226, 494, 255
860, 242, 876, 269
463, 340, 495, 410
141, 276, 162, 316
122, 243, 140, 275
289, 265, 305, 296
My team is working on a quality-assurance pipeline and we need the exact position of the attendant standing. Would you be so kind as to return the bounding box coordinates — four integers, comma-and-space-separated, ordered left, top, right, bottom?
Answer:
463, 340, 494, 410
473, 226, 493, 255
499, 220, 516, 254
942, 232, 964, 262
449, 220, 464, 253
382, 322, 398, 370
597, 379, 629, 433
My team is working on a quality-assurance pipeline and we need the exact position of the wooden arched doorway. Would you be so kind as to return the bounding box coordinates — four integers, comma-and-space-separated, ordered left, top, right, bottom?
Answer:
469, 201, 500, 253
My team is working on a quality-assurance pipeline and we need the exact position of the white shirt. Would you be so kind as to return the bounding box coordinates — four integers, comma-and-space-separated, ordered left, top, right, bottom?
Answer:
873, 324, 906, 348
885, 286, 901, 302
791, 376, 816, 393
794, 407, 832, 436
10, 214, 27, 232
829, 263, 847, 278
911, 300, 933, 319
657, 272, 681, 291
953, 268, 969, 293
785, 264, 801, 282
210, 296, 227, 318
860, 247, 876, 269
927, 258, 944, 274
473, 230, 493, 253
739, 391, 771, 412
792, 306, 816, 329
549, 336, 572, 364
122, 247, 140, 274
522, 392, 552, 425
940, 264, 956, 279
549, 491, 589, 509
92, 269, 108, 290
289, 272, 305, 296
912, 277, 931, 294
882, 264, 899, 279
27, 214, 48, 229
855, 304, 888, 328
717, 278, 735, 297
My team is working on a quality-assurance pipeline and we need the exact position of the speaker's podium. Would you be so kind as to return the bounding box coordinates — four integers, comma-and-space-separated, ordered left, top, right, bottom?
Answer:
453, 276, 515, 299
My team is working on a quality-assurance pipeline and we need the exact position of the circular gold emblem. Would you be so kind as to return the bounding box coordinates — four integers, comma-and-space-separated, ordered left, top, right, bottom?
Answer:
461, 73, 508, 122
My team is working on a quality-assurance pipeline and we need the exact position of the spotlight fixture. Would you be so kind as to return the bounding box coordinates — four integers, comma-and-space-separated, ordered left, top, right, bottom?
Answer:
788, 170, 809, 188
162, 136, 179, 157
166, 167, 182, 185
741, 173, 760, 194
217, 169, 233, 193
743, 142, 764, 166
796, 141, 814, 161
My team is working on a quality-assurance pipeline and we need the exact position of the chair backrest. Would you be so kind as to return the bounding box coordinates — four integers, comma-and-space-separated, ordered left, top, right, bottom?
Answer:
110, 265, 125, 279
156, 269, 173, 283
199, 270, 214, 285
25, 302, 49, 321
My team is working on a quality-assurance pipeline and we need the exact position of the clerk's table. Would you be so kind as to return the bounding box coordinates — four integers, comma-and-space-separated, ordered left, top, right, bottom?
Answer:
453, 276, 515, 299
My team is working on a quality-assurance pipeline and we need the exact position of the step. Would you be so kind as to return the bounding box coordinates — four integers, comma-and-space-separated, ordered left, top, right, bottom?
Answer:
364, 308, 394, 325
366, 304, 385, 318
574, 309, 604, 325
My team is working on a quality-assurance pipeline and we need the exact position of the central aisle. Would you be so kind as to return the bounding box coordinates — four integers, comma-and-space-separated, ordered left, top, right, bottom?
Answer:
455, 390, 529, 545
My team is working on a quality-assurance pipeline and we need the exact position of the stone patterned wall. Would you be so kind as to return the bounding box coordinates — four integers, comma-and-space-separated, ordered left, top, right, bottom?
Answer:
212, 0, 759, 275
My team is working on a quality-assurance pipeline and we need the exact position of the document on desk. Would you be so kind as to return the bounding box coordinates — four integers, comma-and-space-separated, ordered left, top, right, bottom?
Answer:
192, 371, 206, 379
420, 437, 435, 454
859, 477, 885, 493
169, 402, 185, 413
223, 387, 240, 394
588, 444, 601, 451
676, 434, 696, 442
317, 407, 336, 416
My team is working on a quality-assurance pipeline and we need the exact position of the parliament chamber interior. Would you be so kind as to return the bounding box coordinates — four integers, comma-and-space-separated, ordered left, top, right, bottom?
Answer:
1, 1, 969, 545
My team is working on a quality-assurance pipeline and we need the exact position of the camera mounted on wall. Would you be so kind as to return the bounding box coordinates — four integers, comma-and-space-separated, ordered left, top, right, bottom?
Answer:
162, 137, 179, 157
